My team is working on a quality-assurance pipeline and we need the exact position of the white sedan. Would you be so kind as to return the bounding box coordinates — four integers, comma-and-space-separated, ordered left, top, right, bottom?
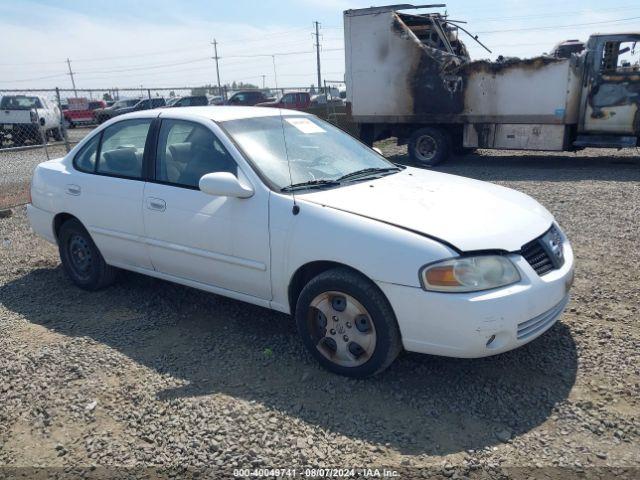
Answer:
27, 107, 575, 377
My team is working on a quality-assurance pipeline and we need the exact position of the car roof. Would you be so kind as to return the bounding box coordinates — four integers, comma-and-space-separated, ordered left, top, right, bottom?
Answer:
112, 106, 310, 124
157, 106, 310, 122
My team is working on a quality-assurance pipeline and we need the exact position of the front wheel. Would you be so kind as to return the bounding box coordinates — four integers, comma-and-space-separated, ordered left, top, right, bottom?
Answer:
408, 127, 450, 166
58, 219, 118, 291
295, 268, 402, 377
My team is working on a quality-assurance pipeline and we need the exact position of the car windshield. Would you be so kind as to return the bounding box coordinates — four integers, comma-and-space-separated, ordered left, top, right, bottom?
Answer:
221, 115, 396, 191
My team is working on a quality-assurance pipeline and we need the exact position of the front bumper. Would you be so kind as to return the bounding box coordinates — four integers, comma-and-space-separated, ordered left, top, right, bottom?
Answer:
377, 241, 575, 358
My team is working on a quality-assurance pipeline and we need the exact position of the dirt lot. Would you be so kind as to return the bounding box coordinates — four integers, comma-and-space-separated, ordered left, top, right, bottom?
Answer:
0, 141, 639, 478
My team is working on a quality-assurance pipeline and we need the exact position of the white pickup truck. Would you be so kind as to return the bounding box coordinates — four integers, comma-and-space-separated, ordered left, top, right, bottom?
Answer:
0, 95, 62, 147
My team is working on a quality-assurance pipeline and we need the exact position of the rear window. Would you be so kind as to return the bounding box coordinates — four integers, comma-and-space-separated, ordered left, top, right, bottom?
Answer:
0, 96, 43, 110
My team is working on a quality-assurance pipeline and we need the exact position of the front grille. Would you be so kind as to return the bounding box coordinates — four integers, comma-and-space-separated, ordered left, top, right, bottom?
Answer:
520, 225, 564, 276
517, 295, 569, 340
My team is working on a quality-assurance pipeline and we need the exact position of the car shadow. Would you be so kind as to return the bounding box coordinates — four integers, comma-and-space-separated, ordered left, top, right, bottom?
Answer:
2, 267, 578, 456
386, 150, 640, 183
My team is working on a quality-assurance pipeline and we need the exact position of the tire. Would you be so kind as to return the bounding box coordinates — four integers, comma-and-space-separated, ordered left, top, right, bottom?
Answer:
295, 267, 402, 377
359, 123, 375, 147
58, 218, 118, 291
51, 127, 63, 141
408, 126, 450, 166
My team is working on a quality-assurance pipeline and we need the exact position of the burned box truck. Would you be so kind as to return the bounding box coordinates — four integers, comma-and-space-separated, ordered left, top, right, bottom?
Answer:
344, 4, 640, 165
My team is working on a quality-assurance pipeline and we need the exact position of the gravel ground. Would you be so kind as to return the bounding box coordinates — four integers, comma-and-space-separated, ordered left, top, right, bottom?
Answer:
0, 141, 639, 478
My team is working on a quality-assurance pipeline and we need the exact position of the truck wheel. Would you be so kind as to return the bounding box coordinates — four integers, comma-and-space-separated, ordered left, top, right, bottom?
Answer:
58, 219, 118, 291
359, 124, 375, 147
408, 127, 450, 166
295, 267, 402, 377
51, 127, 63, 141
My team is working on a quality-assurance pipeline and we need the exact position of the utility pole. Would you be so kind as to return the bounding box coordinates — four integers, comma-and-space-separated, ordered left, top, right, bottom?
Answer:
272, 55, 278, 90
211, 39, 223, 99
313, 21, 322, 92
261, 74, 266, 89
66, 58, 77, 97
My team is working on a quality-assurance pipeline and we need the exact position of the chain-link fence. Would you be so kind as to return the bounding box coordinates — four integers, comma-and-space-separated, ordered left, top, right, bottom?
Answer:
0, 84, 352, 210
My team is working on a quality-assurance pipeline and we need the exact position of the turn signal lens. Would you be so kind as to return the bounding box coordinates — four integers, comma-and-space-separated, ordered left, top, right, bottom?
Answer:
420, 255, 520, 293
424, 266, 459, 286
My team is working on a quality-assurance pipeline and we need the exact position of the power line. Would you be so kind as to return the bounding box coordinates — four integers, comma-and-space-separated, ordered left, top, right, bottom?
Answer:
465, 4, 640, 23
221, 49, 313, 59
477, 15, 640, 34
76, 58, 211, 75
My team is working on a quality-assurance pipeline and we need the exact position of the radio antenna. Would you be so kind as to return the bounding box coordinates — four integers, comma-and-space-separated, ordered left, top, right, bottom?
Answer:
278, 108, 299, 215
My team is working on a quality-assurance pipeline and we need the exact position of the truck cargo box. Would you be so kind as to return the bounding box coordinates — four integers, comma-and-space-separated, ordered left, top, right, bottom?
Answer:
344, 6, 582, 126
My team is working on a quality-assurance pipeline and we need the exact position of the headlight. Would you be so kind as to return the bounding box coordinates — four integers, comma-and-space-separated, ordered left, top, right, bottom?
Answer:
420, 255, 520, 292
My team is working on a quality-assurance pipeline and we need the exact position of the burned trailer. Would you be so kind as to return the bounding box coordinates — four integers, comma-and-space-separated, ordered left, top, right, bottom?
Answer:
344, 4, 640, 165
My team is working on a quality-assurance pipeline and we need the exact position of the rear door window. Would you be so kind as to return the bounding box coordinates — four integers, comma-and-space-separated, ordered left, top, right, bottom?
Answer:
73, 134, 101, 173
96, 119, 152, 179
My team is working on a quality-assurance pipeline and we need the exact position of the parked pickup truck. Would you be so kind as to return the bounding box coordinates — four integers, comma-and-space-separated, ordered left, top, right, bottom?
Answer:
0, 95, 62, 146
345, 4, 640, 165
63, 99, 106, 128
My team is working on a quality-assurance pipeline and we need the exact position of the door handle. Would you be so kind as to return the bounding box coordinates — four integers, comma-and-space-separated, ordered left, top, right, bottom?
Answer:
65, 184, 81, 196
146, 197, 166, 212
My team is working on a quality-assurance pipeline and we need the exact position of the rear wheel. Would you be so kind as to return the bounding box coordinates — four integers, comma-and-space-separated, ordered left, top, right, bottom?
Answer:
408, 126, 450, 166
51, 127, 63, 141
295, 268, 402, 377
58, 219, 118, 291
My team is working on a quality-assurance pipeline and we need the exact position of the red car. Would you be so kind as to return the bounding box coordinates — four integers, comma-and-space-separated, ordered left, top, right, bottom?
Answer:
63, 99, 106, 128
256, 92, 311, 110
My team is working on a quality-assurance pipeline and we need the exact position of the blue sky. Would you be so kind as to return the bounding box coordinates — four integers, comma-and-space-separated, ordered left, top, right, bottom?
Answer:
1, 0, 640, 92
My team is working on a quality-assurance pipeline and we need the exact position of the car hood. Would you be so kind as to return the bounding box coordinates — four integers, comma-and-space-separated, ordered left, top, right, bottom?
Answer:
298, 167, 553, 252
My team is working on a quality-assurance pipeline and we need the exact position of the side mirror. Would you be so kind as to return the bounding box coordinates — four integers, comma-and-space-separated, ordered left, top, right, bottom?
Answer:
373, 147, 383, 155
199, 172, 254, 199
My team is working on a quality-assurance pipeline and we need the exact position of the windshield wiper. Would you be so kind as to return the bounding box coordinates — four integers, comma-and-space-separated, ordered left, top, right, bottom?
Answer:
280, 179, 341, 192
337, 167, 401, 182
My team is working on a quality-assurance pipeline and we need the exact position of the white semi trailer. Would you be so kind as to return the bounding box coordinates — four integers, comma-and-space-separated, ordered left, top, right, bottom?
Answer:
344, 4, 640, 165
